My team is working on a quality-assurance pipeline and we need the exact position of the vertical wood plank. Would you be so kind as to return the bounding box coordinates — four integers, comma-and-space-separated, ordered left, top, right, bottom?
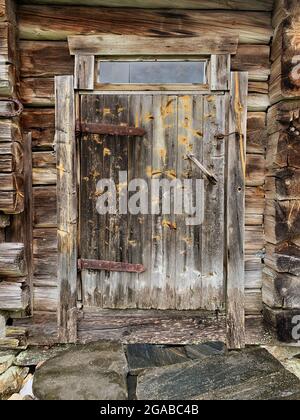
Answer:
56, 75, 77, 343
202, 95, 226, 310
23, 132, 33, 315
226, 72, 248, 349
74, 55, 95, 90
210, 55, 231, 91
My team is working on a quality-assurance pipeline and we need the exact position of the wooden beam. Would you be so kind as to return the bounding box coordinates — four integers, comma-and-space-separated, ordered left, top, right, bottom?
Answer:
0, 282, 30, 311
18, 7, 272, 45
74, 55, 94, 90
0, 243, 26, 277
226, 72, 248, 350
56, 75, 77, 343
17, 0, 275, 11
69, 34, 239, 56
210, 54, 231, 91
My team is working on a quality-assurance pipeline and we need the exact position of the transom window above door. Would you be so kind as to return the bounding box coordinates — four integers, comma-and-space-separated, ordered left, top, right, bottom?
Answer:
97, 60, 207, 85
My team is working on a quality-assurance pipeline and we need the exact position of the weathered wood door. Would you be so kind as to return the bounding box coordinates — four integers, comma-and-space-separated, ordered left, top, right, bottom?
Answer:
79, 93, 227, 311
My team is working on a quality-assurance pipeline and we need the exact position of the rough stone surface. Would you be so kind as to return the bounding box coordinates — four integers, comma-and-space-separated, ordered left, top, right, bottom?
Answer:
197, 371, 300, 400
33, 342, 128, 400
15, 345, 72, 367
126, 342, 226, 375
136, 348, 297, 400
0, 367, 29, 400
265, 346, 300, 380
0, 351, 16, 375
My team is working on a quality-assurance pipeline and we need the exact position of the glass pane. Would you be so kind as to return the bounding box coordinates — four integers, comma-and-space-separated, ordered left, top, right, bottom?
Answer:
99, 61, 206, 84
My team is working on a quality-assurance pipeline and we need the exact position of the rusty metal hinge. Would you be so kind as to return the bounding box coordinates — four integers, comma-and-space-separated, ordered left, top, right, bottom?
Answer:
76, 122, 146, 137
78, 259, 146, 274
186, 153, 218, 185
0, 98, 23, 118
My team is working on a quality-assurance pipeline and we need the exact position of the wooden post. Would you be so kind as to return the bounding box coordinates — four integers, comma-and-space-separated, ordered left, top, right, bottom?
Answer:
226, 72, 248, 349
23, 132, 33, 314
56, 75, 78, 343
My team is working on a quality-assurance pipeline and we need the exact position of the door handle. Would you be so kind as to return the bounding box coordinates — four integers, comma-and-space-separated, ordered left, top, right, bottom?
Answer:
186, 153, 218, 185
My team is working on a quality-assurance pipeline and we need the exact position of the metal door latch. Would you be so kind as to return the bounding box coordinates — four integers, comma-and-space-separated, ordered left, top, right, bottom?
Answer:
186, 153, 218, 185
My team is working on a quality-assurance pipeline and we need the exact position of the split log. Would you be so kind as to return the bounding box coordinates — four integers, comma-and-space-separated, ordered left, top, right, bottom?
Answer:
245, 290, 263, 315
232, 45, 270, 81
18, 6, 273, 45
32, 151, 56, 185
0, 282, 30, 311
265, 200, 300, 244
21, 108, 55, 150
247, 93, 270, 112
33, 286, 58, 313
263, 305, 300, 343
0, 119, 22, 144
246, 154, 265, 187
33, 228, 57, 277
263, 266, 300, 310
20, 77, 54, 107
266, 168, 300, 200
16, 0, 275, 11
247, 112, 267, 155
245, 226, 264, 253
0, 63, 14, 96
19, 40, 73, 78
0, 243, 26, 277
265, 242, 300, 276
267, 100, 300, 135
245, 186, 265, 215
0, 22, 17, 64
0, 142, 23, 173
245, 256, 263, 289
33, 186, 56, 228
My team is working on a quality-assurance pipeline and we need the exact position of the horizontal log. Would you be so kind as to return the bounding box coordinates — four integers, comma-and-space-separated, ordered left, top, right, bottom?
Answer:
33, 151, 56, 185
20, 77, 54, 106
245, 186, 265, 215
33, 186, 56, 227
245, 289, 263, 315
0, 63, 15, 96
0, 173, 23, 192
263, 266, 300, 310
0, 282, 30, 311
33, 228, 57, 277
18, 7, 273, 44
17, 0, 275, 11
0, 191, 24, 214
247, 112, 267, 154
21, 108, 55, 149
267, 131, 300, 171
33, 285, 57, 312
19, 40, 73, 78
231, 44, 270, 81
247, 93, 270, 112
245, 226, 264, 252
0, 119, 22, 144
248, 81, 269, 95
245, 267, 263, 289
265, 200, 300, 244
245, 214, 263, 226
0, 22, 16, 64
33, 275, 57, 288
0, 243, 26, 277
0, 142, 23, 173
246, 154, 265, 186
267, 100, 300, 135
266, 168, 300, 200
265, 242, 300, 276
0, 0, 16, 24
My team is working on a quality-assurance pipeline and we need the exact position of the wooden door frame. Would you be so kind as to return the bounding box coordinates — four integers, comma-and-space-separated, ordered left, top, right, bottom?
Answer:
56, 36, 247, 348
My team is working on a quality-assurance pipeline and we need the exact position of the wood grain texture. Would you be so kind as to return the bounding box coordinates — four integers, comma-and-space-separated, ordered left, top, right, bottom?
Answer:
56, 75, 77, 343
18, 6, 273, 45
226, 72, 248, 349
74, 55, 94, 90
210, 54, 230, 91
0, 243, 26, 277
0, 282, 30, 311
69, 34, 239, 56
17, 0, 274, 11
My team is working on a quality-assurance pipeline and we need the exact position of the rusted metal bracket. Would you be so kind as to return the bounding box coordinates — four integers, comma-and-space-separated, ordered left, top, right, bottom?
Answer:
186, 153, 218, 185
0, 98, 23, 118
78, 259, 146, 274
76, 122, 146, 137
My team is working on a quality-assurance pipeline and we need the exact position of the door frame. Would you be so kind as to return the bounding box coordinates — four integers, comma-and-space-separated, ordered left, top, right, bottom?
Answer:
56, 35, 248, 349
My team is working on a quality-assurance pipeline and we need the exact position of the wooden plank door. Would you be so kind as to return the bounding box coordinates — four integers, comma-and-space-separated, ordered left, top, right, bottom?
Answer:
79, 93, 227, 311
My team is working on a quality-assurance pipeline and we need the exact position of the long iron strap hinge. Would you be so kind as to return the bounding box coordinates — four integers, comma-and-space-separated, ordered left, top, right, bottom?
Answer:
76, 122, 146, 137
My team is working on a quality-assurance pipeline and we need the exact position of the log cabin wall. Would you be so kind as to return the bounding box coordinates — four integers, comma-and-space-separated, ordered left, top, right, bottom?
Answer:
0, 0, 29, 342
14, 2, 274, 317
263, 0, 300, 342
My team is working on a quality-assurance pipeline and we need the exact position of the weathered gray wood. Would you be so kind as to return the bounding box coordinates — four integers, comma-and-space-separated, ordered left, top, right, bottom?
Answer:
263, 267, 300, 310
0, 243, 26, 277
74, 55, 94, 90
17, 0, 275, 10
0, 311, 6, 338
56, 75, 77, 343
69, 34, 239, 56
210, 55, 231, 91
24, 132, 33, 314
226, 72, 248, 349
0, 282, 30, 311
